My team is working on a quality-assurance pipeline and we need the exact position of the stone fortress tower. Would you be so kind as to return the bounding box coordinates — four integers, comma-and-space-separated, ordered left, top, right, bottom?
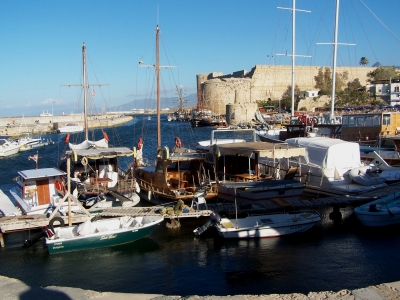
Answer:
197, 65, 375, 125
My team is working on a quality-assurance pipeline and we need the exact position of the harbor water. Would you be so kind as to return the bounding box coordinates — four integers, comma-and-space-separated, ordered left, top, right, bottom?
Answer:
1, 116, 400, 296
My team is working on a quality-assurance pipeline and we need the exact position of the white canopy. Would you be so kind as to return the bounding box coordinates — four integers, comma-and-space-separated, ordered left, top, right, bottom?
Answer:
69, 138, 109, 150
285, 137, 362, 170
215, 141, 306, 159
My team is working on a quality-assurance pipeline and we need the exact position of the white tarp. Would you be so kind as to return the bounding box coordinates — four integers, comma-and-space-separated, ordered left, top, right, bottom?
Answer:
69, 138, 109, 150
285, 137, 362, 170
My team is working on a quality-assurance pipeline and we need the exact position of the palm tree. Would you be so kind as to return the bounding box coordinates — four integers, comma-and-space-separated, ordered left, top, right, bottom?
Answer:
359, 57, 369, 66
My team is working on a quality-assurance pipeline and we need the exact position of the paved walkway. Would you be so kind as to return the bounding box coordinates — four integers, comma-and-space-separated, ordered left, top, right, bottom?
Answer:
2, 275, 400, 299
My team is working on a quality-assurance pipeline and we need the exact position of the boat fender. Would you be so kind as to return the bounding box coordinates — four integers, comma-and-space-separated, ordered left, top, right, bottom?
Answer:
133, 146, 137, 158
64, 133, 70, 144
49, 216, 65, 232
72, 150, 77, 162
175, 137, 182, 148
103, 131, 109, 141
161, 146, 170, 160
137, 138, 143, 150
81, 157, 88, 166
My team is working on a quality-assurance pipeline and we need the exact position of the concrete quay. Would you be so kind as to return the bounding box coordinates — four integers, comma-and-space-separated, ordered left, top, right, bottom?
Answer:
1, 275, 400, 299
0, 114, 134, 137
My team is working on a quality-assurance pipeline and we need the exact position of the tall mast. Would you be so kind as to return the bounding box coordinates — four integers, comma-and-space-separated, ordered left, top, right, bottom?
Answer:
317, 0, 355, 121
277, 1, 311, 118
156, 25, 161, 150
82, 43, 89, 140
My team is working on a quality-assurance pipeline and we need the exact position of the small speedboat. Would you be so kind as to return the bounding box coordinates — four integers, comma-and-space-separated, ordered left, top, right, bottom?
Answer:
194, 210, 321, 238
354, 192, 400, 227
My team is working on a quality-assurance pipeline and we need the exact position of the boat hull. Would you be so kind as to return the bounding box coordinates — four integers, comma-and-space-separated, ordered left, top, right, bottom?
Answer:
46, 217, 163, 254
217, 180, 304, 202
215, 212, 321, 238
354, 192, 400, 227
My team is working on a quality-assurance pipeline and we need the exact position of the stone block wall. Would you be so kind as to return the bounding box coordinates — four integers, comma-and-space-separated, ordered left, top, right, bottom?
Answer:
198, 65, 376, 114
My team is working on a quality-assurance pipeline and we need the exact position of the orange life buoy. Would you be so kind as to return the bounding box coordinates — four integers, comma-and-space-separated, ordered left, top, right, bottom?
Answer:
103, 131, 109, 141
175, 137, 182, 148
54, 180, 65, 193
137, 138, 143, 150
64, 133, 70, 143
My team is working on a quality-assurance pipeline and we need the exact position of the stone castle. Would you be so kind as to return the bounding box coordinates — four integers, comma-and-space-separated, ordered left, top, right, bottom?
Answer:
196, 65, 375, 124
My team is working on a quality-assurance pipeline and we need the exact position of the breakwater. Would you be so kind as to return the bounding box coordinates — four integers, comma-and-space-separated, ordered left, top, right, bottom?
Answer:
0, 114, 134, 137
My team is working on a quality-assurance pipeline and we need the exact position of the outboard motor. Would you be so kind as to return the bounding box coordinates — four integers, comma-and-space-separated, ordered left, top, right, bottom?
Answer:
193, 212, 221, 236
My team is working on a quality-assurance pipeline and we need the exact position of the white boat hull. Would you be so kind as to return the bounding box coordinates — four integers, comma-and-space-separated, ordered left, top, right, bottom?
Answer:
215, 212, 321, 238
354, 192, 400, 227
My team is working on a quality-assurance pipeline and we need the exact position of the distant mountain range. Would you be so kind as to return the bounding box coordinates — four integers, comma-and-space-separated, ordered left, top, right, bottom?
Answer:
115, 93, 197, 111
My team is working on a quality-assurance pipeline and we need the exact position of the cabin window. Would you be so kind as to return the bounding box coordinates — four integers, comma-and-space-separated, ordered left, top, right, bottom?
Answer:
342, 116, 349, 126
383, 114, 391, 125
365, 116, 373, 126
372, 115, 380, 126
356, 117, 364, 127
395, 86, 399, 92
349, 116, 355, 126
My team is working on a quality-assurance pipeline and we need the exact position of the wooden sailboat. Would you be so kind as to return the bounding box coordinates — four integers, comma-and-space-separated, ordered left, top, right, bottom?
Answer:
57, 43, 139, 208
134, 25, 218, 204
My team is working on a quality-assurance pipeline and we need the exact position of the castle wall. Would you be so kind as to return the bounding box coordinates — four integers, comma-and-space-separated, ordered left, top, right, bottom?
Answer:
198, 65, 376, 113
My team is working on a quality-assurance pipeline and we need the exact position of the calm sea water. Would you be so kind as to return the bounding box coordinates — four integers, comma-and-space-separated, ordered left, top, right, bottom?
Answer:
1, 116, 400, 296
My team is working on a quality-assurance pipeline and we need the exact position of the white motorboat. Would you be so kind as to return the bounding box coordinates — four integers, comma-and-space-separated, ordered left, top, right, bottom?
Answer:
46, 215, 164, 254
0, 138, 20, 157
284, 137, 387, 196
57, 123, 84, 133
17, 136, 54, 151
354, 191, 400, 227
194, 210, 321, 238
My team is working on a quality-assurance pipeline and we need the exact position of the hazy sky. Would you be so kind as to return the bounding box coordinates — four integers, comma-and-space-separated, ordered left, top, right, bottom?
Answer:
0, 0, 399, 117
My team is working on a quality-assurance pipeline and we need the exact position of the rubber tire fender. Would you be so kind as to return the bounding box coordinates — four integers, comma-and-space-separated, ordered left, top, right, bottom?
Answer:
49, 216, 65, 232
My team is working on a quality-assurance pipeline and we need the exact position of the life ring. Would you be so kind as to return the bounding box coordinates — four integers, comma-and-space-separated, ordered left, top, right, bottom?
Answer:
103, 131, 109, 141
54, 180, 65, 192
175, 137, 182, 148
137, 138, 143, 150
81, 157, 88, 166
49, 216, 65, 232
64, 133, 70, 143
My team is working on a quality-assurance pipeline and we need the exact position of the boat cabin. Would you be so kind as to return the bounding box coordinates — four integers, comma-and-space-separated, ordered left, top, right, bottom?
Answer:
340, 112, 400, 144
10, 168, 67, 215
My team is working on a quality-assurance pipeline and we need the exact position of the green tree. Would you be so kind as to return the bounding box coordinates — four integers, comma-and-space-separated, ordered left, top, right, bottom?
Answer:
314, 67, 347, 95
359, 57, 369, 66
280, 85, 300, 112
336, 78, 369, 107
367, 66, 400, 82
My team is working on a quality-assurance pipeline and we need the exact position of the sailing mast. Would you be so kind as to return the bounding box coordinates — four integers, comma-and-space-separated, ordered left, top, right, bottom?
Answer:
277, 1, 311, 118
317, 0, 355, 120
156, 26, 161, 149
82, 44, 89, 140
139, 25, 177, 152
62, 43, 107, 140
